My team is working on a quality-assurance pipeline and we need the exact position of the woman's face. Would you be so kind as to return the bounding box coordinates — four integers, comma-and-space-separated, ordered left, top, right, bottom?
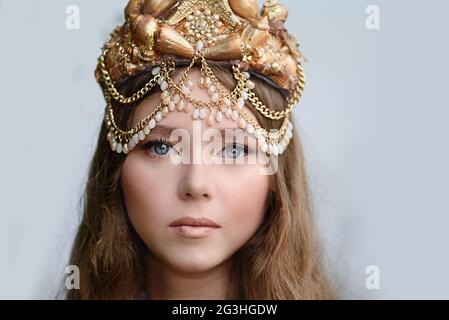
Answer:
120, 68, 271, 274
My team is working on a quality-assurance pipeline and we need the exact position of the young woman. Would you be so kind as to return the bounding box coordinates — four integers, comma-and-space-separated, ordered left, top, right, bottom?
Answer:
67, 0, 335, 299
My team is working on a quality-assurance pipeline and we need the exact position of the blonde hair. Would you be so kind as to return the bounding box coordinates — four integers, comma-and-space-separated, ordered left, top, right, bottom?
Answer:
66, 65, 335, 299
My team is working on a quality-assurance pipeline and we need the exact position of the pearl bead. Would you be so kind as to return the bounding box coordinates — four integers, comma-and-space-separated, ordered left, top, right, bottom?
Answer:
246, 124, 254, 134
152, 67, 161, 75
241, 91, 248, 100
168, 101, 176, 111
231, 110, 239, 121
116, 143, 123, 154
211, 93, 220, 103
161, 90, 169, 100
162, 106, 169, 117
287, 129, 293, 139
242, 71, 250, 79
160, 80, 168, 91
148, 118, 156, 129
177, 100, 185, 111
208, 86, 216, 96
138, 131, 145, 141
237, 97, 245, 109
155, 112, 163, 122
225, 108, 232, 119
173, 94, 181, 104
132, 134, 139, 145
238, 118, 246, 129
260, 143, 268, 153
215, 111, 223, 122
199, 108, 208, 119
192, 108, 200, 120
111, 141, 117, 151
184, 102, 192, 113
223, 97, 231, 106
246, 80, 255, 89
162, 96, 171, 105
182, 85, 190, 95
207, 113, 215, 126
123, 144, 129, 154
144, 125, 150, 135
196, 40, 204, 52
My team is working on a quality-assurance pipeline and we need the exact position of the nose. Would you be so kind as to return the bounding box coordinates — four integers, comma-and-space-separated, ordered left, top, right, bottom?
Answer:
178, 164, 213, 201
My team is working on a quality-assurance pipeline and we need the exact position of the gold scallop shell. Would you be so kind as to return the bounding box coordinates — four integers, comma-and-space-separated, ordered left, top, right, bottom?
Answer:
203, 33, 243, 61
142, 0, 178, 17
228, 0, 260, 24
130, 14, 159, 46
155, 25, 195, 58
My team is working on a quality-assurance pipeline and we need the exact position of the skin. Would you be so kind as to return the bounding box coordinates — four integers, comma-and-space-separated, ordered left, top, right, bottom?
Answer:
120, 68, 272, 299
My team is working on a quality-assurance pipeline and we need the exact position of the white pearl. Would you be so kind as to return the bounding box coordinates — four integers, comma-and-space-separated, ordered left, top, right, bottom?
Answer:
155, 112, 163, 122
211, 93, 220, 103
196, 40, 204, 52
215, 111, 223, 122
116, 143, 123, 154
138, 131, 145, 141
260, 143, 268, 153
173, 94, 181, 104
161, 90, 169, 100
182, 86, 190, 95
132, 134, 139, 145
123, 144, 129, 154
199, 108, 208, 119
208, 86, 216, 96
157, 77, 164, 85
168, 101, 176, 111
277, 143, 284, 154
152, 67, 161, 75
246, 124, 254, 134
241, 91, 248, 100
242, 71, 250, 79
176, 100, 184, 111
225, 108, 232, 119
231, 110, 239, 121
272, 144, 279, 156
223, 97, 231, 106
192, 108, 200, 120
237, 97, 245, 109
144, 125, 151, 135
148, 118, 156, 129
160, 80, 168, 91
111, 141, 117, 151
287, 129, 293, 139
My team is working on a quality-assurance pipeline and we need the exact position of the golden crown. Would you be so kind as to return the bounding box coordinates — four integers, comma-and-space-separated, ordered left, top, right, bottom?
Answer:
97, 0, 306, 156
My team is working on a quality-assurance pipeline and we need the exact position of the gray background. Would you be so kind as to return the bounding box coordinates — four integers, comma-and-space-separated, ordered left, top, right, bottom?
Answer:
0, 0, 448, 299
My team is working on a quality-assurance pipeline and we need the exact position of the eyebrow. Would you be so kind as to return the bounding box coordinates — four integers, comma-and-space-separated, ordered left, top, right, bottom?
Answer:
148, 125, 250, 137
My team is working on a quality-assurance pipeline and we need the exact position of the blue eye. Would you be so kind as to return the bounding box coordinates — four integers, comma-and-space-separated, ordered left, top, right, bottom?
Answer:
141, 138, 173, 157
223, 143, 248, 160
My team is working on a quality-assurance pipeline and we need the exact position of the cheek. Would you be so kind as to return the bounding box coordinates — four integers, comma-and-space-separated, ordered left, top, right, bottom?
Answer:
219, 166, 270, 244
120, 154, 175, 236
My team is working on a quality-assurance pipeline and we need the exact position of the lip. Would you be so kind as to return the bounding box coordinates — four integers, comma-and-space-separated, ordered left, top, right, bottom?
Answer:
169, 216, 221, 239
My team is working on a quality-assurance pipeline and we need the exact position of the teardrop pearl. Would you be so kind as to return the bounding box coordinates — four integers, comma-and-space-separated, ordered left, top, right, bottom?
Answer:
199, 108, 208, 119
184, 102, 192, 113
123, 144, 129, 155
148, 118, 156, 129
116, 143, 123, 154
225, 108, 232, 119
231, 110, 239, 121
144, 125, 151, 135
207, 113, 215, 126
155, 112, 163, 122
215, 111, 223, 122
211, 93, 220, 103
238, 118, 246, 129
138, 130, 145, 141
192, 108, 200, 120
177, 100, 185, 111
168, 101, 176, 111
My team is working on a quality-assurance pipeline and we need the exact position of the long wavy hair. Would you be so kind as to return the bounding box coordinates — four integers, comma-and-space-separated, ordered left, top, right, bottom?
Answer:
66, 64, 335, 299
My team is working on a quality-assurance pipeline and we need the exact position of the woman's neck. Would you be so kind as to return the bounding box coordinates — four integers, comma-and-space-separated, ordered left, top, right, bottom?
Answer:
143, 253, 235, 300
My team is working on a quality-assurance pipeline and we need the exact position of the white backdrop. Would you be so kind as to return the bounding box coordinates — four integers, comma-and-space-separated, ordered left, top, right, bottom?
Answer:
1, 0, 448, 299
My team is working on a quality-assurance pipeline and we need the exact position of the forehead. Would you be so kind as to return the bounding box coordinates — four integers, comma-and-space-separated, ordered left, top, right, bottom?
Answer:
130, 68, 260, 132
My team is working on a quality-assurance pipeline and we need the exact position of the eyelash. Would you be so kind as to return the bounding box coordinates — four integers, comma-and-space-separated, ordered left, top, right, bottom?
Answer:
140, 137, 250, 159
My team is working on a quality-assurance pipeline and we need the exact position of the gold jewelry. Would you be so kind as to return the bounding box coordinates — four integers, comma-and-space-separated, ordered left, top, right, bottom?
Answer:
97, 0, 306, 156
